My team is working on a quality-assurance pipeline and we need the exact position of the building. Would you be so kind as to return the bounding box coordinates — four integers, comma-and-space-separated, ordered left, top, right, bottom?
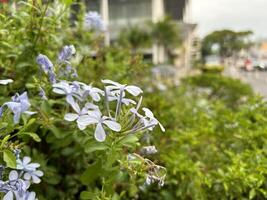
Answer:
85, 0, 197, 69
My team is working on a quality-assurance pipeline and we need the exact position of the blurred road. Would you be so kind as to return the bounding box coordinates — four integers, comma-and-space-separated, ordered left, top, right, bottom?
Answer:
224, 66, 267, 99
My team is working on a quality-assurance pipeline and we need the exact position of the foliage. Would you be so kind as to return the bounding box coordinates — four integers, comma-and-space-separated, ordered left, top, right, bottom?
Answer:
141, 77, 267, 200
1, 1, 267, 200
201, 29, 253, 60
201, 64, 225, 74
0, 1, 162, 199
183, 73, 253, 107
151, 17, 181, 50
118, 26, 152, 53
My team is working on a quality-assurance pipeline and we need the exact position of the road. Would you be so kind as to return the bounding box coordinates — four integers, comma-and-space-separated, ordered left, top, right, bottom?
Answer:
224, 67, 267, 99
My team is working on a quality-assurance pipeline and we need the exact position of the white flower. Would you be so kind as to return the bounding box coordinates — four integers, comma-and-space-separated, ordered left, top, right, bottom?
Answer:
78, 110, 121, 142
17, 157, 40, 171
64, 102, 99, 130
142, 108, 165, 132
16, 157, 43, 184
108, 93, 136, 106
130, 107, 165, 132
102, 79, 143, 97
0, 79, 13, 85
52, 81, 82, 111
73, 81, 104, 102
2, 170, 29, 200
23, 170, 43, 184
141, 146, 158, 155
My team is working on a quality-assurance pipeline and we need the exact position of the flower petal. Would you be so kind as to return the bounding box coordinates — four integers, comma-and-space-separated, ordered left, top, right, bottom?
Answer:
103, 120, 121, 132
94, 123, 106, 142
101, 79, 121, 87
77, 115, 98, 126
77, 123, 87, 130
23, 172, 31, 180
142, 108, 154, 119
9, 170, 18, 181
3, 191, 13, 200
125, 85, 143, 96
64, 113, 78, 121
27, 192, 36, 200
31, 174, 41, 184
23, 156, 31, 165
66, 95, 80, 113
52, 88, 65, 95
34, 170, 44, 177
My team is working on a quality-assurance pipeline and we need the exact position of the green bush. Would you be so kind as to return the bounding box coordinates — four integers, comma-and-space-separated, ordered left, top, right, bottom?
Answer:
183, 73, 254, 107
1, 1, 267, 200
201, 65, 225, 74
140, 79, 267, 200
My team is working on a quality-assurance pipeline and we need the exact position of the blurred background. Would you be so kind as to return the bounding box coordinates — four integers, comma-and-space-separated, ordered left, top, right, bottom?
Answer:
1, 0, 267, 199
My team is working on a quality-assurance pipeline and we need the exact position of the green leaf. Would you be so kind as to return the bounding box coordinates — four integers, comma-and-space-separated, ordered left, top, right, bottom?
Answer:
80, 161, 102, 184
3, 150, 16, 169
120, 134, 139, 146
49, 125, 64, 139
80, 191, 95, 200
60, 0, 73, 6
249, 189, 256, 199
0, 135, 10, 149
85, 143, 109, 153
20, 132, 41, 142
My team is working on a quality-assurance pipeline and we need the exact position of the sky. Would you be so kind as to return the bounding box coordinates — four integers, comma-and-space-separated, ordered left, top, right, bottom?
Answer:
192, 0, 267, 39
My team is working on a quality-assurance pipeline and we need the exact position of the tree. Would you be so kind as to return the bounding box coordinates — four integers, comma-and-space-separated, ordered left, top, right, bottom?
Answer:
201, 29, 253, 62
151, 17, 182, 63
118, 25, 152, 54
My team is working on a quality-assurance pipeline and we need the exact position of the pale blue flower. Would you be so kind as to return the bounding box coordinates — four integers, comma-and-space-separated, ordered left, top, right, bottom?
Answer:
52, 81, 82, 112
102, 79, 143, 96
78, 110, 121, 142
0, 170, 29, 200
0, 92, 36, 124
74, 81, 104, 102
140, 146, 158, 155
107, 93, 136, 106
64, 103, 99, 130
16, 157, 43, 184
129, 107, 165, 133
85, 11, 106, 31
142, 108, 165, 132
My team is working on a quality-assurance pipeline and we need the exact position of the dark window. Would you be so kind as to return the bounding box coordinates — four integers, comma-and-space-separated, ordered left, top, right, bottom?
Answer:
164, 0, 187, 20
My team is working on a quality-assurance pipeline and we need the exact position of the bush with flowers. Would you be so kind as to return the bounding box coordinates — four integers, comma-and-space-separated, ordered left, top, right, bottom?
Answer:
2, 1, 267, 200
0, 1, 165, 199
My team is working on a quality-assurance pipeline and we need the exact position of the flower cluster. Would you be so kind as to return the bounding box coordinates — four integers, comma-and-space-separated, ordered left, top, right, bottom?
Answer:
0, 156, 43, 200
0, 92, 36, 124
37, 46, 165, 142
36, 45, 78, 85
84, 11, 106, 32
52, 79, 164, 142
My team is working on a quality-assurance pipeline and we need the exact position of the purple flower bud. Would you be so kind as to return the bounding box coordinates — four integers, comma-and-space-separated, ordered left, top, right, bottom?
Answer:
58, 45, 76, 63
36, 54, 53, 73
39, 87, 48, 100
